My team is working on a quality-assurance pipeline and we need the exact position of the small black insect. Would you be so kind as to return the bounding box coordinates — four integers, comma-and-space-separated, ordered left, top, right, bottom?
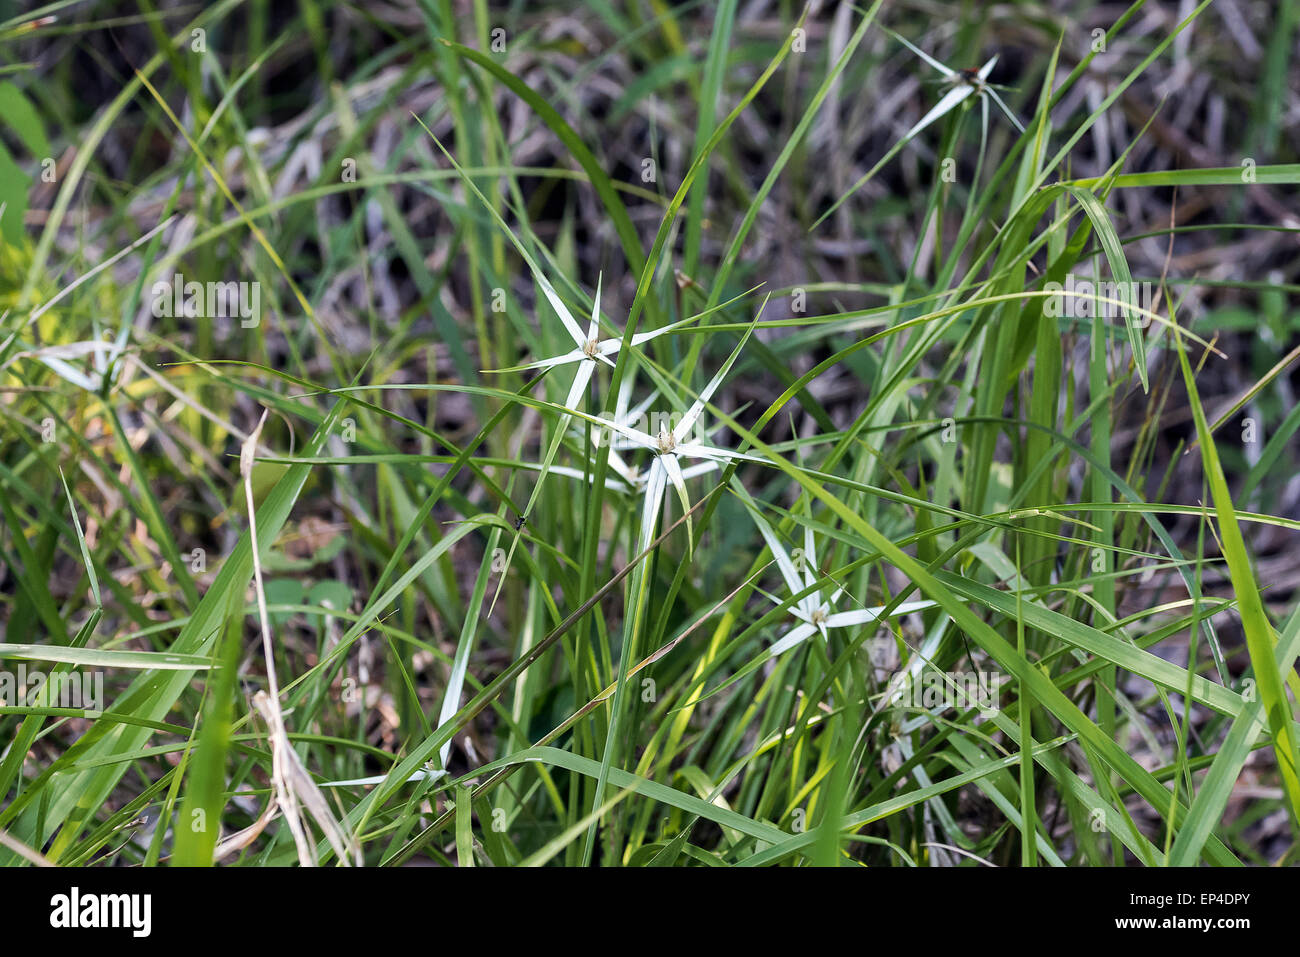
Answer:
514, 515, 527, 531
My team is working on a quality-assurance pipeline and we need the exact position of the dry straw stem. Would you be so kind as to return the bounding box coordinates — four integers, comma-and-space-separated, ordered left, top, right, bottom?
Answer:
242, 411, 361, 867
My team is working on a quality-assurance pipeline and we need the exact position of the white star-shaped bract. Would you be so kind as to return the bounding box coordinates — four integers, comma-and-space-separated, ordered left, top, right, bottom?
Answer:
422, 118, 701, 421
889, 29, 1024, 135
814, 32, 1023, 228
737, 489, 935, 657
485, 273, 703, 415
593, 326, 763, 555
587, 372, 725, 493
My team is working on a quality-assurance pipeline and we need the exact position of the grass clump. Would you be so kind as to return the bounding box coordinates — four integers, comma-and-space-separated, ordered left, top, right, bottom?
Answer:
1, 0, 1299, 867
